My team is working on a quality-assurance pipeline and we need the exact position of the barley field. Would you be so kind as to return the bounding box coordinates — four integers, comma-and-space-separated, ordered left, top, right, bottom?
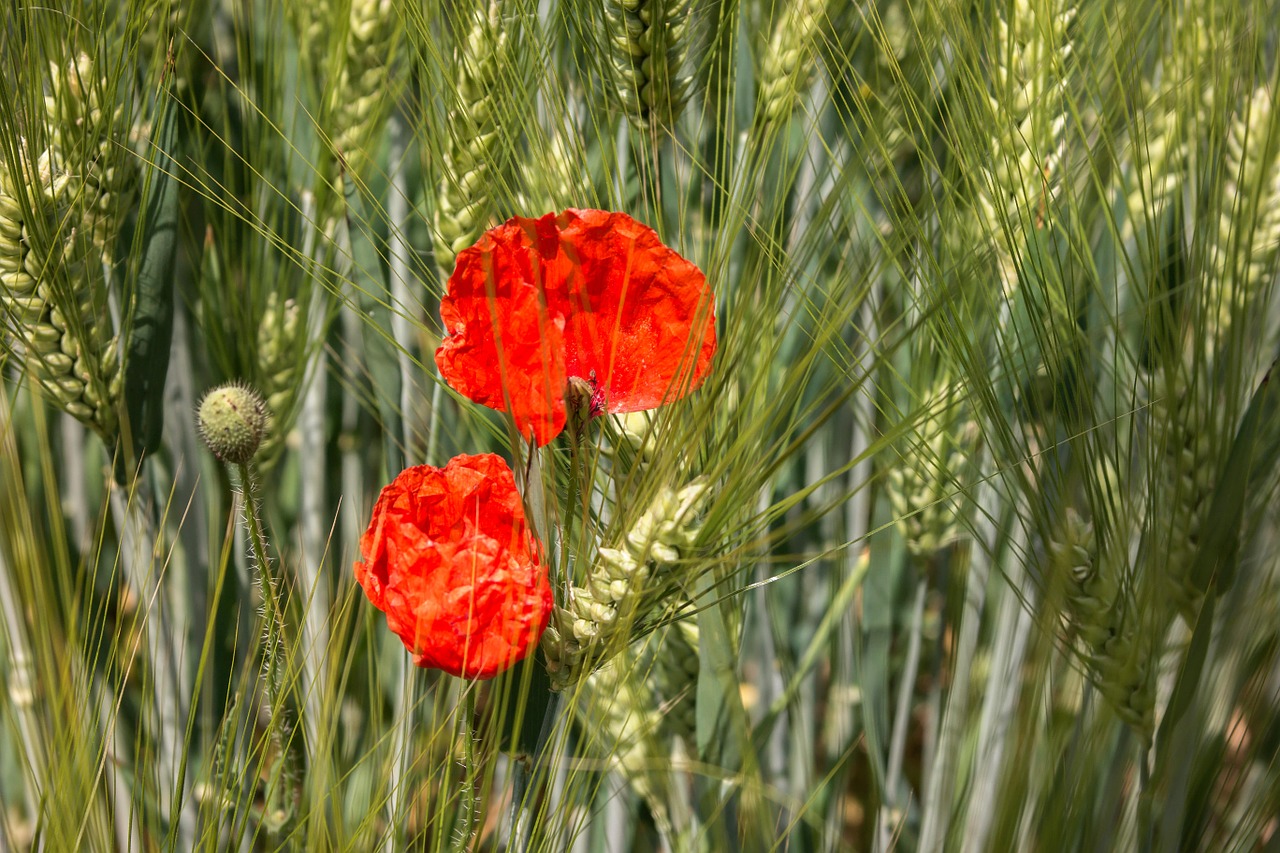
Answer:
1, 0, 1279, 850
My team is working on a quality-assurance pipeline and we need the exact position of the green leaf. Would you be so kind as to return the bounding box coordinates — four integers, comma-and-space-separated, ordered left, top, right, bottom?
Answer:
121, 82, 180, 464
695, 580, 745, 771
485, 658, 554, 759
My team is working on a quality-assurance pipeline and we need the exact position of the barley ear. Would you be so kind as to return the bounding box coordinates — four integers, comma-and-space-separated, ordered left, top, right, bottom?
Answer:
1146, 367, 1222, 621
1, 155, 121, 438
1117, 11, 1222, 260
255, 293, 306, 468
603, 0, 695, 130
649, 618, 699, 742
1209, 87, 1280, 345
542, 479, 710, 691
434, 1, 512, 273
756, 0, 828, 125
45, 54, 137, 265
287, 0, 340, 79
516, 124, 592, 216
1047, 507, 1155, 740
885, 381, 977, 556
329, 0, 401, 194
974, 0, 1074, 291
576, 652, 678, 833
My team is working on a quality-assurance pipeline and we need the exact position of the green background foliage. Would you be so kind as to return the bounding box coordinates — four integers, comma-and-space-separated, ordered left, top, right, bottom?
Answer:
2, 0, 1279, 849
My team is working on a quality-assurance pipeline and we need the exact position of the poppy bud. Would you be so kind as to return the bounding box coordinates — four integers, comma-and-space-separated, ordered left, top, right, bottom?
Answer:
565, 374, 596, 435
197, 382, 269, 465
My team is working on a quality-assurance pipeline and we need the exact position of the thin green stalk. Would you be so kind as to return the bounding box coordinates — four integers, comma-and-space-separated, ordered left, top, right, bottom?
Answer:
960, 557, 1034, 853
0, 529, 42, 834
235, 460, 298, 837
614, 117, 630, 204
385, 286, 441, 853
602, 771, 630, 849
504, 488, 546, 846
1138, 744, 1154, 853
382, 653, 416, 853
159, 299, 214, 812
95, 670, 144, 853
510, 690, 563, 852
108, 482, 190, 840
58, 415, 90, 555
562, 412, 595, 582
296, 206, 333, 769
235, 464, 286, 692
386, 111, 417, 457
876, 574, 927, 852
546, 737, 575, 852
786, 74, 827, 253
752, 484, 788, 801
758, 551, 871, 738
424, 381, 445, 468
917, 490, 1000, 852
445, 688, 481, 851
509, 755, 531, 849
1, 409, 56, 826
384, 171, 438, 840
920, 553, 948, 795
146, 437, 200, 851
755, 582, 787, 788
512, 425, 583, 850
381, 582, 422, 845
824, 298, 876, 852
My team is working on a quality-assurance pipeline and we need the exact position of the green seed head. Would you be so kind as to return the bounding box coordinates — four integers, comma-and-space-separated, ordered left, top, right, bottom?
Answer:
197, 382, 269, 464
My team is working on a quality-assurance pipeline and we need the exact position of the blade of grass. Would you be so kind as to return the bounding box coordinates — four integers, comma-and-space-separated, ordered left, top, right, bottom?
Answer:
109, 476, 191, 843
122, 64, 180, 465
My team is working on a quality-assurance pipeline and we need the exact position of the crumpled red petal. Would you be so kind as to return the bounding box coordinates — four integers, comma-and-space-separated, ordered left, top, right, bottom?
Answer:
354, 453, 552, 679
436, 209, 717, 445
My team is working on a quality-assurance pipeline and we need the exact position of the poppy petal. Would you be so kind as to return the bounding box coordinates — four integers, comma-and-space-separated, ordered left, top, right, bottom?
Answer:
435, 209, 717, 445
354, 453, 552, 679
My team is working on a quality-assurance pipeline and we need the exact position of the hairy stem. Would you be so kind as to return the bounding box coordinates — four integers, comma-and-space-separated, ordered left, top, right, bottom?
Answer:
235, 461, 297, 836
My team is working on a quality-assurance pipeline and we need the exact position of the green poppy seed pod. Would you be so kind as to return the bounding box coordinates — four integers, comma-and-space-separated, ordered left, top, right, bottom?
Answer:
565, 375, 596, 435
197, 382, 269, 464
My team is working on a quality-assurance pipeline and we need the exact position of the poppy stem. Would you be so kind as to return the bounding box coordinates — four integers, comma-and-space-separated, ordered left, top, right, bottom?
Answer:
236, 460, 300, 836
237, 462, 287, 690
448, 688, 481, 848
562, 435, 584, 583
562, 403, 597, 581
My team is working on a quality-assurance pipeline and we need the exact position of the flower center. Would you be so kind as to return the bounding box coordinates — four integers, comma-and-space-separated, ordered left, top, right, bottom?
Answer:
565, 371, 607, 428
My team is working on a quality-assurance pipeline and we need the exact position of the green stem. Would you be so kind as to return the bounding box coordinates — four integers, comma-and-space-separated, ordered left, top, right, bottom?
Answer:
235, 461, 297, 837
918, 537, 990, 852
563, 419, 594, 579
877, 573, 927, 851
449, 689, 480, 851
1137, 741, 1154, 853
108, 482, 189, 840
237, 463, 285, 663
510, 690, 562, 852
512, 421, 586, 851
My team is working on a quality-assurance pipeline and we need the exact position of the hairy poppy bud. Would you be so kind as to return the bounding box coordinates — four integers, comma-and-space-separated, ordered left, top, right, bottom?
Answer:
197, 382, 269, 464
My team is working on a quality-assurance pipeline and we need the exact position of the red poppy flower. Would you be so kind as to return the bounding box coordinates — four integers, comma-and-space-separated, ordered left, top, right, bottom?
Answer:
435, 208, 717, 446
354, 453, 552, 679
